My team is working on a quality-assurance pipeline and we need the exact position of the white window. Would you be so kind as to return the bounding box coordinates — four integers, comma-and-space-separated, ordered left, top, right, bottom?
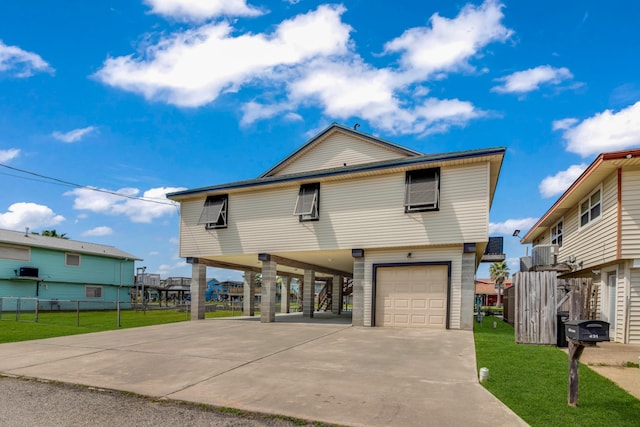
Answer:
551, 219, 563, 247
293, 183, 320, 221
66, 253, 81, 266
579, 187, 601, 228
405, 168, 440, 212
198, 195, 228, 229
0, 244, 30, 261
85, 286, 102, 298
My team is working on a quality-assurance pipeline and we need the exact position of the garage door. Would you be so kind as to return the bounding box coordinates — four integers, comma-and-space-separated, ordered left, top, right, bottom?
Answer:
375, 265, 448, 328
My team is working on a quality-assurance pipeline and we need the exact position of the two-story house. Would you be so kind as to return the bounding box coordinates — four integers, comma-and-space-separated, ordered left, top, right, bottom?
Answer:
0, 228, 140, 308
521, 149, 640, 344
167, 124, 505, 329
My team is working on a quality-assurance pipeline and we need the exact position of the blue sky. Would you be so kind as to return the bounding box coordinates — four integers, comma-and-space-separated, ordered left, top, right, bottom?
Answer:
1, 0, 639, 281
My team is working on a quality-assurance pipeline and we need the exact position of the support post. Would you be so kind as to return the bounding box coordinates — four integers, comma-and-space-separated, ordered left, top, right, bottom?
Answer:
352, 249, 365, 326
303, 269, 315, 318
243, 271, 255, 316
260, 256, 277, 323
281, 276, 291, 313
568, 288, 584, 407
190, 262, 207, 320
332, 274, 342, 315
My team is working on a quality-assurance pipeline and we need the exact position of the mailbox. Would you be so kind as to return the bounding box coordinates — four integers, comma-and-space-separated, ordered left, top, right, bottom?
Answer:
565, 320, 610, 342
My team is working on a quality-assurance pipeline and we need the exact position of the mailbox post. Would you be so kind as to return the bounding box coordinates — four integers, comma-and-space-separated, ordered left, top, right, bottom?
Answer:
565, 288, 610, 407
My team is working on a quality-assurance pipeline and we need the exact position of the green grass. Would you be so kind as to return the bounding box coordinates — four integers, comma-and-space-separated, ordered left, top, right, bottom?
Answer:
0, 309, 190, 343
474, 316, 640, 426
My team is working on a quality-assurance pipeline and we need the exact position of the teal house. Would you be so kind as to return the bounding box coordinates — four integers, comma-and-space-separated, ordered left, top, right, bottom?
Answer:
0, 228, 141, 310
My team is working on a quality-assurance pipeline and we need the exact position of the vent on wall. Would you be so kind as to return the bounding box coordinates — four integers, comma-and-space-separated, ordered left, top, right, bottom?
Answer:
19, 267, 39, 277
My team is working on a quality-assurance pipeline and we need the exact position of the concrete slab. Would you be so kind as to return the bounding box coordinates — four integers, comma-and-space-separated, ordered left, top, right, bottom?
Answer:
0, 316, 527, 426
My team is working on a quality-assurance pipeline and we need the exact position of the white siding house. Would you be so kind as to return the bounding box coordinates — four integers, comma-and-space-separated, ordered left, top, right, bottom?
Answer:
522, 149, 640, 343
168, 124, 505, 329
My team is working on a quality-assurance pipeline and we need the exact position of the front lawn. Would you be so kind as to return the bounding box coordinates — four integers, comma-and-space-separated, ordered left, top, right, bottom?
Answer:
474, 316, 640, 426
0, 309, 190, 343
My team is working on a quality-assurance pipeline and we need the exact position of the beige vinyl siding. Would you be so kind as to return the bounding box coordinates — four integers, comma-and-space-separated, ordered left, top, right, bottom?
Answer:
274, 133, 413, 176
179, 163, 490, 257
620, 168, 640, 258
557, 172, 618, 269
364, 246, 463, 329
629, 267, 640, 344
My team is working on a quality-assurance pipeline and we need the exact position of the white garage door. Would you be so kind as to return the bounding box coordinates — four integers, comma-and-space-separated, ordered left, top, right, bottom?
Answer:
375, 265, 448, 328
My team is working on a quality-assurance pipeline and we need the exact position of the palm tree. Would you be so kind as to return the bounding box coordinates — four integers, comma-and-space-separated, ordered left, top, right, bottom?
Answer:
489, 261, 510, 308
32, 229, 69, 239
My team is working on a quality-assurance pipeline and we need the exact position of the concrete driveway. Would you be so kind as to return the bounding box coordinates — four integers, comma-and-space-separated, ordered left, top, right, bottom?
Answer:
0, 314, 526, 427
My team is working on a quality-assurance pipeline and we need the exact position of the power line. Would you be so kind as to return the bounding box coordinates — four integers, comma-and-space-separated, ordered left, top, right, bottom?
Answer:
0, 162, 177, 206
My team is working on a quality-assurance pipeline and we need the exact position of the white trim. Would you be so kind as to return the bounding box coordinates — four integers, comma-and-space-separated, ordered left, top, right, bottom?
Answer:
550, 217, 564, 247
0, 243, 30, 261
65, 252, 81, 267
578, 185, 603, 230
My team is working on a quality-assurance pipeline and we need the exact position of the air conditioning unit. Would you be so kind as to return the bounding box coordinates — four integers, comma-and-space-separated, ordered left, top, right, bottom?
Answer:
520, 256, 532, 272
532, 245, 559, 267
19, 267, 39, 277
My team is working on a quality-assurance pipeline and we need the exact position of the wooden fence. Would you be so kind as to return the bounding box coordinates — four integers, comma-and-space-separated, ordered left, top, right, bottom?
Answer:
513, 272, 596, 345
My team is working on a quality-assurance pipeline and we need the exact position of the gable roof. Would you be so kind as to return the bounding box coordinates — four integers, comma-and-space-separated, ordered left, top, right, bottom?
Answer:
522, 148, 640, 243
259, 123, 423, 178
0, 228, 142, 261
167, 146, 506, 200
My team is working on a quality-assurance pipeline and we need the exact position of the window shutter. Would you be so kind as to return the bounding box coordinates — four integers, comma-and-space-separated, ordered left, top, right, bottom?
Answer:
405, 169, 439, 210
198, 196, 227, 226
293, 185, 318, 216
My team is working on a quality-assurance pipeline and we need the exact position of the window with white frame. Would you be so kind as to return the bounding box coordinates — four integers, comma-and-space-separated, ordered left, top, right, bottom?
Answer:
551, 218, 563, 247
66, 253, 81, 266
405, 168, 440, 212
293, 183, 320, 221
198, 194, 228, 229
579, 187, 601, 228
85, 286, 102, 298
0, 244, 30, 261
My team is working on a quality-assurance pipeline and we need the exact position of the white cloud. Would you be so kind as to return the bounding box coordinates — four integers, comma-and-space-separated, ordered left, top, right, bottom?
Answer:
0, 202, 65, 230
95, 5, 351, 107
0, 148, 20, 162
96, 2, 511, 136
552, 118, 578, 131
383, 0, 513, 79
157, 259, 188, 276
65, 186, 186, 223
82, 226, 113, 237
489, 217, 538, 235
51, 126, 96, 143
539, 164, 587, 198
144, 0, 264, 22
492, 65, 573, 94
558, 101, 640, 157
0, 40, 54, 77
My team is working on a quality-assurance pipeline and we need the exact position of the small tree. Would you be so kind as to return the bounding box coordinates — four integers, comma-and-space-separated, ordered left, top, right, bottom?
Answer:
489, 261, 510, 308
32, 229, 69, 239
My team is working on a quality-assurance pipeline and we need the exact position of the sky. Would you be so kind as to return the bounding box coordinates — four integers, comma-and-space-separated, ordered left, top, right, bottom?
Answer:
1, 0, 640, 281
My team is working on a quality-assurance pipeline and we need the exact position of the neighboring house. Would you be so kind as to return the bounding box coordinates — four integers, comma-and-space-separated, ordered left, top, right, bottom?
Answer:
521, 149, 640, 344
206, 278, 220, 301
0, 228, 140, 308
475, 278, 513, 307
167, 123, 505, 329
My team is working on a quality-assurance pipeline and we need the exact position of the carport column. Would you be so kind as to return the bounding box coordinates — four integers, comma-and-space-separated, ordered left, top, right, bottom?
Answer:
259, 254, 277, 323
280, 276, 291, 313
332, 274, 342, 315
243, 271, 255, 316
303, 269, 315, 318
352, 249, 365, 326
190, 260, 207, 320
460, 244, 477, 330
